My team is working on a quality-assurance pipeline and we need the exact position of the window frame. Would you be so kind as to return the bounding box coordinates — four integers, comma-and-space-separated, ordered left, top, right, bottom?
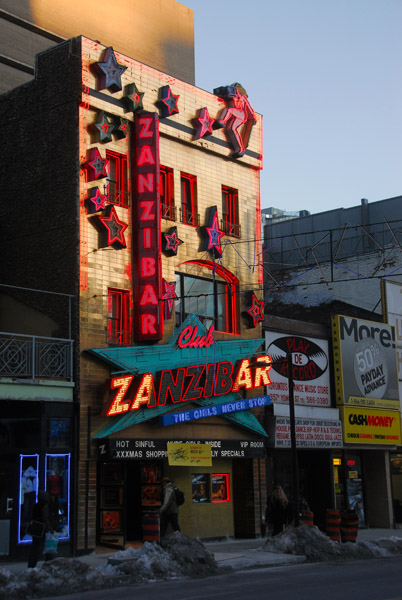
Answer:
107, 288, 131, 346
160, 165, 176, 220
222, 185, 241, 238
180, 172, 199, 226
105, 150, 129, 208
175, 263, 239, 335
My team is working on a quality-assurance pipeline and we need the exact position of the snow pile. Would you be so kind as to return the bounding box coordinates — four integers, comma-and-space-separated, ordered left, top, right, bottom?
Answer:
264, 524, 402, 562
0, 558, 123, 600
0, 533, 220, 599
110, 532, 220, 581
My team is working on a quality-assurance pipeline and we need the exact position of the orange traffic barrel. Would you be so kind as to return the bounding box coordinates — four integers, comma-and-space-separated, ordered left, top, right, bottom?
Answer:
300, 510, 314, 526
326, 508, 340, 541
142, 511, 160, 542
340, 509, 358, 543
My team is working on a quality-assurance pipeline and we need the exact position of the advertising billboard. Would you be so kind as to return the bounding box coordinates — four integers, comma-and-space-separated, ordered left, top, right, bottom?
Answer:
265, 332, 330, 407
341, 406, 401, 445
382, 280, 402, 405
332, 315, 399, 410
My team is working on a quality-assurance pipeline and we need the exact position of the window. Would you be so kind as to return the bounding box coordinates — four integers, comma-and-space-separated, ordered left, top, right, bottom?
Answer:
175, 263, 238, 334
192, 474, 210, 503
222, 185, 240, 238
211, 474, 230, 503
180, 172, 199, 226
107, 288, 131, 345
105, 150, 129, 207
160, 165, 176, 220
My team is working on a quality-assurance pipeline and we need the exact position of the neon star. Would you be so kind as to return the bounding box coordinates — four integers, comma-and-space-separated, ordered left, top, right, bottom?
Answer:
99, 206, 128, 247
94, 111, 115, 142
246, 294, 265, 327
162, 227, 183, 256
113, 117, 130, 139
193, 107, 214, 140
163, 279, 177, 320
158, 85, 180, 117
123, 82, 144, 113
82, 148, 109, 181
206, 210, 225, 257
93, 47, 127, 93
86, 187, 106, 213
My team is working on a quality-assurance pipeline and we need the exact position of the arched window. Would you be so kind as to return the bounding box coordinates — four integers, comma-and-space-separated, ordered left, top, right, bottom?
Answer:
174, 260, 239, 334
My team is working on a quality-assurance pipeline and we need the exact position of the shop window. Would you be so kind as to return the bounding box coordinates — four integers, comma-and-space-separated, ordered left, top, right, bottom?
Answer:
47, 418, 72, 448
45, 453, 71, 540
180, 172, 199, 226
192, 474, 210, 503
222, 185, 241, 238
107, 288, 131, 346
160, 165, 176, 220
212, 473, 230, 503
105, 150, 129, 207
175, 268, 238, 334
18, 454, 39, 544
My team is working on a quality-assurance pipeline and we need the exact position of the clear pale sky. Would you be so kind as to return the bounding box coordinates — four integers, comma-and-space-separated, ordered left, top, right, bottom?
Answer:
180, 0, 402, 214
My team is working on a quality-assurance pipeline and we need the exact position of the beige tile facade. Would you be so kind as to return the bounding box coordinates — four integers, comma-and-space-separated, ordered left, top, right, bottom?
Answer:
77, 37, 265, 547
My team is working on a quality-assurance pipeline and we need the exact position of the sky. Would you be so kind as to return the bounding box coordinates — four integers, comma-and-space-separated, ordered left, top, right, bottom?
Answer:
180, 0, 402, 214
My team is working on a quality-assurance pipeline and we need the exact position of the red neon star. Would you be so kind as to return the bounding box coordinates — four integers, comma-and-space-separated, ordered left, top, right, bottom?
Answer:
87, 187, 106, 212
193, 107, 214, 140
165, 230, 182, 253
99, 206, 128, 247
83, 148, 109, 181
159, 86, 180, 116
246, 294, 265, 327
206, 210, 225, 257
163, 280, 177, 320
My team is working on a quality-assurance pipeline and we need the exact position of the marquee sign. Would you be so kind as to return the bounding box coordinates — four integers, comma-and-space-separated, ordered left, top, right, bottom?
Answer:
104, 355, 272, 416
131, 112, 163, 341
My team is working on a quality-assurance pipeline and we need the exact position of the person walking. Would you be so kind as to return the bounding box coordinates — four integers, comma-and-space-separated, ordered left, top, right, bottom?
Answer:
28, 491, 55, 568
159, 477, 181, 538
266, 483, 289, 536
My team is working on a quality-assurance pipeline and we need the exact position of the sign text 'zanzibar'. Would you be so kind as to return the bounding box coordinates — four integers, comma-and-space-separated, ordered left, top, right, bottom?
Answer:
104, 355, 272, 416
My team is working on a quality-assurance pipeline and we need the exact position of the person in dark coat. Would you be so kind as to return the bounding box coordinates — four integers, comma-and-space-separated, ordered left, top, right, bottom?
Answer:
28, 491, 55, 568
159, 477, 180, 538
266, 483, 289, 536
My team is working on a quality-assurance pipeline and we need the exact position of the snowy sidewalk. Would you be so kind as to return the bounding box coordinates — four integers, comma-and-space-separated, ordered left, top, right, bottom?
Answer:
1, 527, 401, 575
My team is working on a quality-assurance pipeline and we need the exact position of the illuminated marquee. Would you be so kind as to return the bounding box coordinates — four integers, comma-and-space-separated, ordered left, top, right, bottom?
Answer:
105, 355, 273, 416
131, 112, 163, 341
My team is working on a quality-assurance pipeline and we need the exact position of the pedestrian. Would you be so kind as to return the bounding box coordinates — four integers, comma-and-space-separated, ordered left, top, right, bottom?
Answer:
159, 477, 181, 538
266, 483, 289, 536
27, 491, 55, 568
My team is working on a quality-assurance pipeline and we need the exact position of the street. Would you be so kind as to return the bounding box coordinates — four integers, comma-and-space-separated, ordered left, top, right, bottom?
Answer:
40, 557, 402, 600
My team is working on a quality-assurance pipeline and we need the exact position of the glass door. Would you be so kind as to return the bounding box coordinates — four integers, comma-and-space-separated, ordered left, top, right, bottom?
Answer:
99, 462, 125, 549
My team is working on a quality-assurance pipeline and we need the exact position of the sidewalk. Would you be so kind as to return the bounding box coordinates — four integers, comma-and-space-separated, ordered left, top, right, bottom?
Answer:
1, 528, 402, 575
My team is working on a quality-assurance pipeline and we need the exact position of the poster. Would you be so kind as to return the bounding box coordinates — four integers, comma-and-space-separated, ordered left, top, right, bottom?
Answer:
265, 332, 330, 407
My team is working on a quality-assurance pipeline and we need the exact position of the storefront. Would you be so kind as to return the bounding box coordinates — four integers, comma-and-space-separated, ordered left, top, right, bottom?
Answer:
0, 400, 74, 560
96, 437, 265, 547
90, 315, 269, 545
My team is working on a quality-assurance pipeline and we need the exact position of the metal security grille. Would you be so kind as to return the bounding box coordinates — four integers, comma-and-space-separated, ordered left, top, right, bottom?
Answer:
0, 333, 73, 380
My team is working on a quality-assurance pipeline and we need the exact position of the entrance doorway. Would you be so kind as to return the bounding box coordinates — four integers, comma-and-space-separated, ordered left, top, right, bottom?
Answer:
0, 456, 17, 557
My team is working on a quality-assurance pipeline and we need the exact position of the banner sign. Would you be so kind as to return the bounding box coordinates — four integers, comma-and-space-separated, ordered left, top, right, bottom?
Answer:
265, 332, 330, 407
97, 438, 265, 460
382, 280, 402, 404
159, 395, 271, 426
274, 417, 342, 448
341, 406, 401, 445
332, 315, 400, 409
167, 442, 212, 466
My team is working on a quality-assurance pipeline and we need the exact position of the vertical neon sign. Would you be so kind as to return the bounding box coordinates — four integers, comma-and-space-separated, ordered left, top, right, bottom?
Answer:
132, 112, 163, 341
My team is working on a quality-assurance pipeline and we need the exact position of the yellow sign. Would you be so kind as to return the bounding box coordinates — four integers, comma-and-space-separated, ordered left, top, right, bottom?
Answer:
167, 442, 212, 466
341, 406, 401, 445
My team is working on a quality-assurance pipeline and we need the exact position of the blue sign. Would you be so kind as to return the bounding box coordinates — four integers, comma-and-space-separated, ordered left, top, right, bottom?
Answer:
159, 395, 271, 427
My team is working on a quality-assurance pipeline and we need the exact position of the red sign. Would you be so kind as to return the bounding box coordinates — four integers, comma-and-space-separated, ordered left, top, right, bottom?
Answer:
178, 325, 214, 349
104, 355, 273, 416
132, 113, 163, 341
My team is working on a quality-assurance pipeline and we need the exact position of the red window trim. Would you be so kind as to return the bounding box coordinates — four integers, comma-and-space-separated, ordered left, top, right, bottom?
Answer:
160, 165, 176, 220
180, 172, 198, 227
105, 150, 129, 207
107, 288, 131, 346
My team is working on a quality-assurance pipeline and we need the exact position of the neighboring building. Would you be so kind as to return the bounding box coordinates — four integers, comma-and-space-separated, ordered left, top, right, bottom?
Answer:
0, 35, 265, 557
262, 197, 402, 529
0, 0, 195, 93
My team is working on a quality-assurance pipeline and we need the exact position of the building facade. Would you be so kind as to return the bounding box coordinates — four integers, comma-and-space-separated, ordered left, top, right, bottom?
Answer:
262, 197, 402, 529
0, 35, 266, 557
